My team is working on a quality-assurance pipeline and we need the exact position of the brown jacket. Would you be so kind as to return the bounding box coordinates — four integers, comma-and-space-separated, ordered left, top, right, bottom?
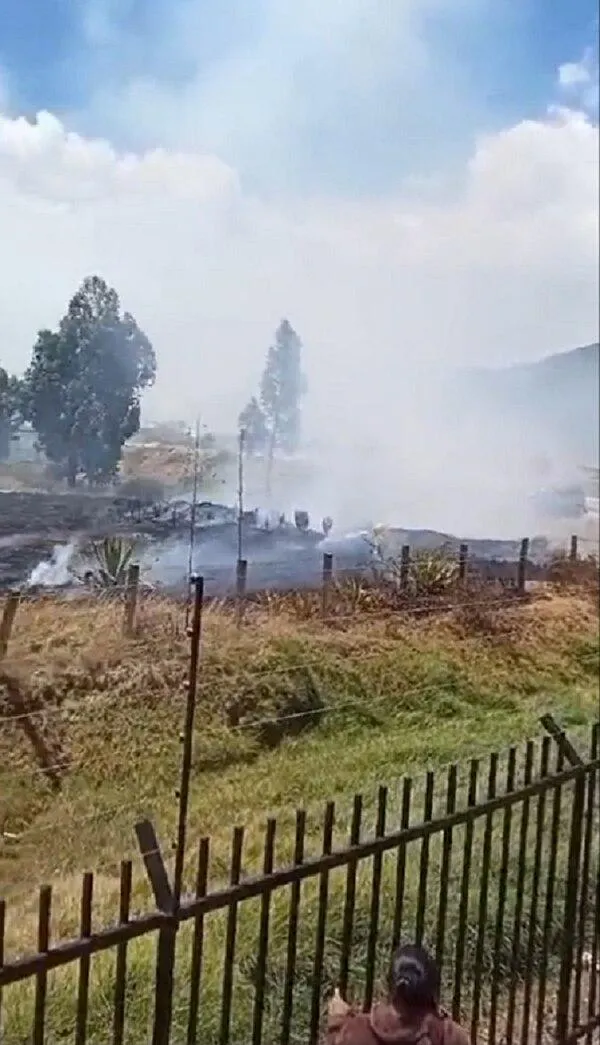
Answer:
325, 1002, 471, 1045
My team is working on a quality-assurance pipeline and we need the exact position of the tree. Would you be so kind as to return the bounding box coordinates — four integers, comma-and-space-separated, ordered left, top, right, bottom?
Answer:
23, 276, 156, 486
238, 395, 269, 454
259, 319, 306, 454
0, 368, 24, 461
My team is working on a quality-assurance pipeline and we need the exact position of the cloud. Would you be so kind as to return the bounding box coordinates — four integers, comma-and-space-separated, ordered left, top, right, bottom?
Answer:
0, 23, 598, 534
75, 0, 493, 195
0, 96, 596, 430
558, 46, 599, 117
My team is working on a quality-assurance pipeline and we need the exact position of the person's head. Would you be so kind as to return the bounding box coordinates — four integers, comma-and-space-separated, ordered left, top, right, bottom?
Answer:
388, 944, 441, 1014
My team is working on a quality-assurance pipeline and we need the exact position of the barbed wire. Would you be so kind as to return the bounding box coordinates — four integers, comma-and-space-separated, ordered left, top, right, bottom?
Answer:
0, 593, 543, 733
2, 576, 575, 599
3, 721, 589, 859
4, 538, 596, 597
2, 579, 545, 617
0, 673, 461, 745
2, 670, 591, 783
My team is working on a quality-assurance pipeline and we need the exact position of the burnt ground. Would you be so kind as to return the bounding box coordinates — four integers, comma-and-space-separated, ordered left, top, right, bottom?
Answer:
0, 492, 116, 588
0, 491, 551, 593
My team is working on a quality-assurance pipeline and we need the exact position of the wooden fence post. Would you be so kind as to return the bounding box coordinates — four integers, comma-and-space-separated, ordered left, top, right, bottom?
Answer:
0, 590, 20, 661
517, 538, 529, 594
235, 559, 247, 628
322, 553, 333, 616
458, 543, 468, 586
123, 564, 140, 637
569, 534, 578, 562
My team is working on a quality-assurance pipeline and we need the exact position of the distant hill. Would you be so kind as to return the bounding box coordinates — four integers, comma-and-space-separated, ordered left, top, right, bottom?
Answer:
487, 341, 598, 393
466, 342, 599, 468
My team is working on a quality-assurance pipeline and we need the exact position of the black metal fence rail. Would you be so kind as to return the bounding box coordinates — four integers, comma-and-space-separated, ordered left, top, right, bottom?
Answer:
1, 723, 599, 1045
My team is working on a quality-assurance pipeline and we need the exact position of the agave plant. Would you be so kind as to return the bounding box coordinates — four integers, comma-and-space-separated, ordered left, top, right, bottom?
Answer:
85, 537, 137, 588
368, 533, 459, 596
408, 549, 459, 595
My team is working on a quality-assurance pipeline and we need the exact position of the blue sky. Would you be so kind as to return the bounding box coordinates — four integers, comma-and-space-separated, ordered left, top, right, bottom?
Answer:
0, 0, 598, 197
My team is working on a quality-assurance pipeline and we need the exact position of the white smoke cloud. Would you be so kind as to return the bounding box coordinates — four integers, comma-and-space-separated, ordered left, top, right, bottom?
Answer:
0, 13, 598, 536
76, 0, 488, 192
0, 99, 596, 427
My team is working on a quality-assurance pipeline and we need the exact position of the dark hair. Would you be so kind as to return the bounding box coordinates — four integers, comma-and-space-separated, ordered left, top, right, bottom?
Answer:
389, 945, 441, 1011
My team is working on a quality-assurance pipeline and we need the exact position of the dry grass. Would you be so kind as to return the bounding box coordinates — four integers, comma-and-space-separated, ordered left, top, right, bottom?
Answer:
0, 580, 598, 1042
119, 442, 229, 488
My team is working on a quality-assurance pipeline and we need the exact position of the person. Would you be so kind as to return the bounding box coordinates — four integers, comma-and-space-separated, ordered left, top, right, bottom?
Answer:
324, 944, 471, 1044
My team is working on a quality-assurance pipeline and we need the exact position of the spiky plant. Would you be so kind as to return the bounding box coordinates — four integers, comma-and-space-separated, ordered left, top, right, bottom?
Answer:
369, 533, 459, 596
408, 549, 460, 595
87, 537, 136, 588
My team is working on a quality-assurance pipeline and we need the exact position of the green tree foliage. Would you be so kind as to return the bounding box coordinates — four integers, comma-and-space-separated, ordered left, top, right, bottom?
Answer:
23, 276, 156, 486
238, 395, 269, 453
0, 368, 24, 461
259, 319, 306, 453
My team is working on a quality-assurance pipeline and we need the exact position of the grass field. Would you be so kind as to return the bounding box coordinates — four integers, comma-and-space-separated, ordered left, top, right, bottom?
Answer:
0, 577, 598, 1042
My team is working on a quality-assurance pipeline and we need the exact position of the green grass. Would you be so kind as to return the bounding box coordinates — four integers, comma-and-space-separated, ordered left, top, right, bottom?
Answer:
0, 584, 598, 1042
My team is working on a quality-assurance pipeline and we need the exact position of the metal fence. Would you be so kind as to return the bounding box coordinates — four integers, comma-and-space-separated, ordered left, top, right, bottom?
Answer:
0, 721, 598, 1045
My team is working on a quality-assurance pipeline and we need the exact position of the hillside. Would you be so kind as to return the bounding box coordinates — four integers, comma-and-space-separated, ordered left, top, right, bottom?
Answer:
467, 342, 599, 467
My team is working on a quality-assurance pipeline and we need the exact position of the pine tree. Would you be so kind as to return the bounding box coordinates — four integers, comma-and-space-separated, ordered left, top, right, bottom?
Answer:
259, 319, 306, 454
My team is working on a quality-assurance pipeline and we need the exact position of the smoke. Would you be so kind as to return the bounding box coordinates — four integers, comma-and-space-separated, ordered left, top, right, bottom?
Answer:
27, 542, 78, 587
210, 350, 598, 540
0, 7, 597, 549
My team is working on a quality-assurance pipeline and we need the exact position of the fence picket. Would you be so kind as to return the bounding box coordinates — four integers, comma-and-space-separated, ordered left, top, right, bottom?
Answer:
364, 786, 388, 1008
280, 810, 306, 1045
309, 802, 335, 1042
186, 839, 210, 1045
585, 725, 600, 1045
391, 777, 413, 951
0, 898, 5, 1037
33, 885, 51, 1045
75, 872, 93, 1045
0, 727, 598, 1044
452, 758, 479, 1020
488, 746, 517, 1042
470, 752, 498, 1041
535, 747, 565, 1045
112, 860, 132, 1045
520, 737, 550, 1044
434, 763, 458, 970
219, 826, 244, 1045
415, 771, 435, 948
572, 738, 597, 1027
506, 740, 535, 1041
251, 818, 277, 1045
339, 794, 363, 996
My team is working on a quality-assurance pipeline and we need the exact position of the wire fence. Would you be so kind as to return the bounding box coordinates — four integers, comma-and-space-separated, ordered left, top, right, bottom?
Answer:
1, 537, 599, 1043
1, 536, 598, 861
0, 723, 598, 1045
2, 531, 598, 656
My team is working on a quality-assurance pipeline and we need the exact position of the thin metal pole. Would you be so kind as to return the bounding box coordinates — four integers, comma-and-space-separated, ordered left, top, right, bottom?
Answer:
173, 574, 204, 909
237, 428, 245, 563
185, 419, 201, 630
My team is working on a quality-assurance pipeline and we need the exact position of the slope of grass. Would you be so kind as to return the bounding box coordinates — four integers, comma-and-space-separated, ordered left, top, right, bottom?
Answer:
0, 582, 598, 1042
